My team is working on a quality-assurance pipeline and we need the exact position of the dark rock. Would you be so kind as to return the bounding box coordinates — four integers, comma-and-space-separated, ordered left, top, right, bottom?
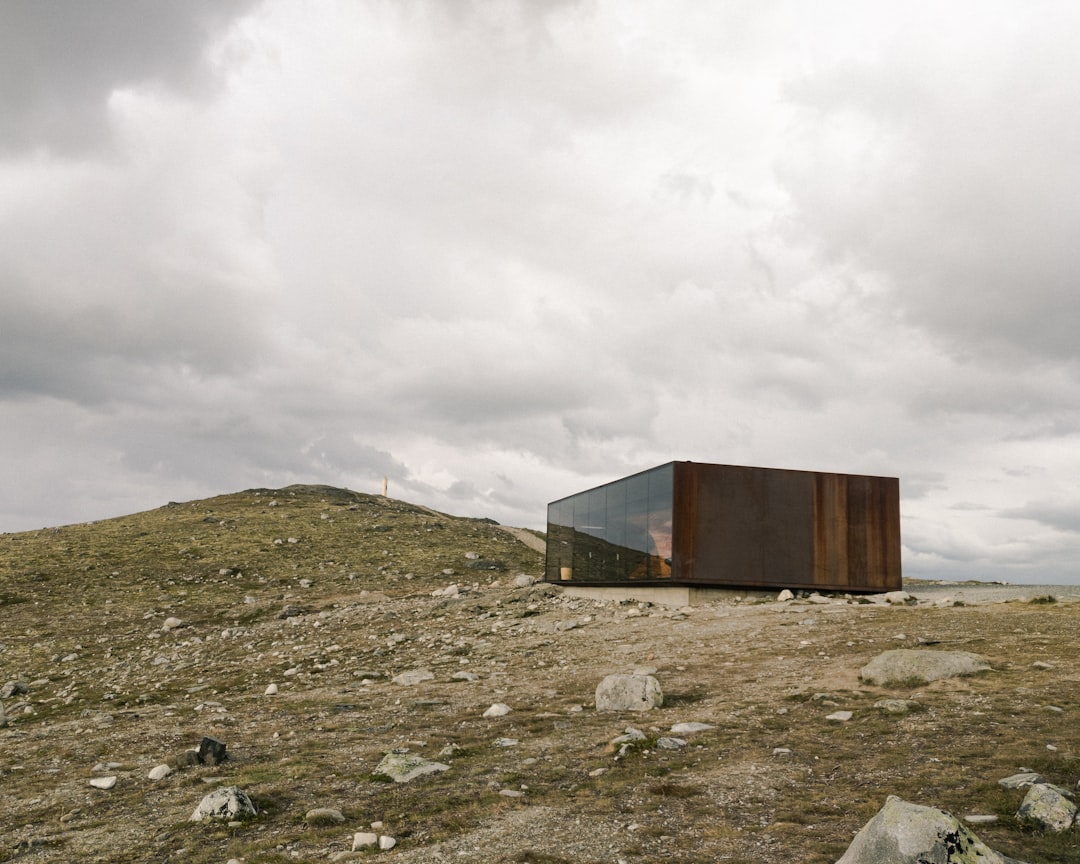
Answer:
199, 736, 227, 766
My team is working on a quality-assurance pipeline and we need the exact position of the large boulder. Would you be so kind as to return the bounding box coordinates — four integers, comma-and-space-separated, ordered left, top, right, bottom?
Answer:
595, 673, 663, 712
837, 796, 1028, 864
860, 650, 990, 686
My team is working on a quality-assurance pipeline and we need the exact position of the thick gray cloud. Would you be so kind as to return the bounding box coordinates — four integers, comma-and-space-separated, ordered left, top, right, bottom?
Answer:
0, 0, 258, 153
2, 1, 1080, 585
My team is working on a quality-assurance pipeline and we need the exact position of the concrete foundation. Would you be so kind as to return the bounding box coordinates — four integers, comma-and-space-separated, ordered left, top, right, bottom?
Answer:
561, 584, 777, 607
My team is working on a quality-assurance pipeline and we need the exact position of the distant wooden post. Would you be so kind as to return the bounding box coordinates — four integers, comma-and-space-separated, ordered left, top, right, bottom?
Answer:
382, 477, 388, 497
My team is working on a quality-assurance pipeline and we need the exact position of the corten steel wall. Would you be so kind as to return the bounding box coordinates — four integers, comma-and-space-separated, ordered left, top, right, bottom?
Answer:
671, 462, 901, 592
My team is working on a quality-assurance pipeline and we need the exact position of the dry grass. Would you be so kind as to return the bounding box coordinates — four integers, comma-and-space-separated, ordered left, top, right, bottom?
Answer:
1, 485, 1079, 862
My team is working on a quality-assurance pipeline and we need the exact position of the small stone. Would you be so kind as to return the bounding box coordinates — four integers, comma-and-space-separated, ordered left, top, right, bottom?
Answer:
883, 591, 913, 605
353, 832, 378, 850
595, 673, 663, 712
372, 752, 450, 783
483, 702, 511, 718
0, 680, 29, 699
656, 737, 686, 750
162, 617, 183, 631
669, 722, 714, 735
264, 683, 278, 695
148, 764, 173, 780
190, 786, 257, 822
379, 836, 397, 851
964, 814, 999, 825
198, 736, 227, 766
874, 699, 921, 715
826, 711, 853, 722
999, 772, 1044, 789
777, 589, 794, 602
1032, 660, 1055, 669
452, 671, 479, 682
494, 737, 519, 747
305, 807, 346, 825
773, 747, 792, 756
89, 776, 117, 790
500, 789, 525, 797
392, 668, 435, 686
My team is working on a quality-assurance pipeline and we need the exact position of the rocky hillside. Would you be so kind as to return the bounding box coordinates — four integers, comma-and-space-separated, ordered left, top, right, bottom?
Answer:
0, 485, 1078, 863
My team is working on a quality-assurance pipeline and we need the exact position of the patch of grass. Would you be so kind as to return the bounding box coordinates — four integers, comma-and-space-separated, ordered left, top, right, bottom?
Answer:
1028, 595, 1058, 605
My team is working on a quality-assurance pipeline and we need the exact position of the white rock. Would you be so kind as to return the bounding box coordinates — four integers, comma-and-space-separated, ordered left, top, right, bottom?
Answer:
860, 649, 990, 686
264, 683, 278, 695
595, 673, 664, 712
148, 764, 173, 780
669, 722, 714, 735
499, 789, 525, 798
162, 617, 183, 631
392, 668, 435, 686
883, 591, 913, 605
777, 589, 795, 602
379, 836, 398, 850
494, 737, 519, 747
999, 772, 1044, 789
305, 807, 346, 825
189, 786, 257, 822
483, 702, 512, 718
353, 832, 378, 850
452, 671, 479, 682
826, 711, 853, 722
89, 776, 117, 790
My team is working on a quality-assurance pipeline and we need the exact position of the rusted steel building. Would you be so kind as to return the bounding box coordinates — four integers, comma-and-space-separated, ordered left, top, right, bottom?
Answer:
545, 461, 901, 593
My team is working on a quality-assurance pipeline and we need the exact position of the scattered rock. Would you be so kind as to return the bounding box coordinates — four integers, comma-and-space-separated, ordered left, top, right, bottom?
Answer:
162, 617, 183, 631
965, 815, 998, 825
836, 796, 1025, 864
882, 591, 914, 606
278, 604, 305, 619
999, 772, 1044, 790
874, 699, 922, 715
198, 736, 227, 766
89, 776, 117, 790
379, 835, 398, 850
826, 711, 853, 722
513, 573, 537, 587
0, 680, 29, 699
483, 702, 511, 718
264, 683, 278, 695
372, 752, 449, 783
1016, 783, 1078, 832
452, 671, 479, 682
305, 807, 346, 826
669, 722, 714, 735
493, 737, 519, 747
656, 736, 686, 750
860, 650, 991, 686
392, 668, 435, 686
190, 786, 257, 822
595, 673, 664, 712
777, 589, 795, 602
353, 832, 378, 850
148, 764, 173, 781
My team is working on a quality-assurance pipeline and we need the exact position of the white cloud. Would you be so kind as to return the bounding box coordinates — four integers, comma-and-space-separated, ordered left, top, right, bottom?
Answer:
2, 1, 1079, 584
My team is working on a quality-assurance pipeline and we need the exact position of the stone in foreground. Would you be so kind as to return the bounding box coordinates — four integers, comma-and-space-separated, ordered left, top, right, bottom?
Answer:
859, 650, 990, 686
1016, 783, 1078, 832
595, 673, 663, 712
190, 786, 257, 822
836, 796, 1028, 864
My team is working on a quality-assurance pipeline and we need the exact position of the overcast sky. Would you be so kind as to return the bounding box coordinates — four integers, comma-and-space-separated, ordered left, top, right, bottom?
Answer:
3, 1, 1080, 584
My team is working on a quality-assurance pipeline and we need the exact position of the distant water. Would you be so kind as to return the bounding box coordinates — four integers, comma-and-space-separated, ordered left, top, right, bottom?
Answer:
904, 578, 1080, 603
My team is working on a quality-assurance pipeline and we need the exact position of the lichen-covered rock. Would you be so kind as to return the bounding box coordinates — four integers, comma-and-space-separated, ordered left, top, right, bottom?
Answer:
860, 650, 990, 686
371, 752, 449, 783
1016, 783, 1077, 832
189, 786, 257, 822
595, 673, 663, 712
836, 796, 1028, 864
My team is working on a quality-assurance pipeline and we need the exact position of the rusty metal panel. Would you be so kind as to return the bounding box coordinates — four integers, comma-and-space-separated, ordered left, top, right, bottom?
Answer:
675, 462, 900, 592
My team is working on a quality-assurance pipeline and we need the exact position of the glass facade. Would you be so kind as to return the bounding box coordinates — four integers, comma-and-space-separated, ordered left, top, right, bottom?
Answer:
545, 463, 674, 583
